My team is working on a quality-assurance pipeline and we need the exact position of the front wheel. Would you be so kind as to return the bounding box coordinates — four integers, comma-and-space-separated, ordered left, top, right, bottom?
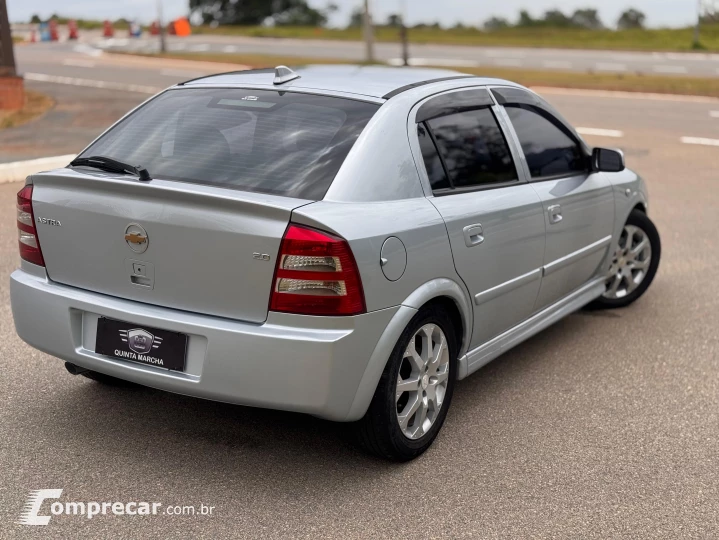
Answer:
589, 209, 661, 310
352, 305, 458, 461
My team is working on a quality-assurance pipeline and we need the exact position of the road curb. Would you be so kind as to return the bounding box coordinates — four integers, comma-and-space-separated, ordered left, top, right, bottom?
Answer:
104, 52, 250, 73
0, 155, 76, 184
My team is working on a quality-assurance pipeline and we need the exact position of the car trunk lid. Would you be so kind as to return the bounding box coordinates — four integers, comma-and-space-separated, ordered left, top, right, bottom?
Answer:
30, 168, 309, 323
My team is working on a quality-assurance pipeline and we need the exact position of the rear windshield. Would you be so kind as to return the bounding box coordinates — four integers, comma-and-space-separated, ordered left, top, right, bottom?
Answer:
78, 88, 379, 200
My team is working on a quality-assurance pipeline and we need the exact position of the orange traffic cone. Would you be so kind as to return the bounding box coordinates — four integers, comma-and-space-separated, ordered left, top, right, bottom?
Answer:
68, 20, 79, 40
49, 19, 59, 41
103, 20, 114, 38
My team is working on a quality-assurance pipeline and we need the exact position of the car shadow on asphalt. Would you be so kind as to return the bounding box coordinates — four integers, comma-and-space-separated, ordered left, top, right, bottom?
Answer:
34, 308, 618, 486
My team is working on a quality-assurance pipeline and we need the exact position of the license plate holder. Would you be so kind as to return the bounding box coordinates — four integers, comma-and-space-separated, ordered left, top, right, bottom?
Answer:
95, 317, 188, 372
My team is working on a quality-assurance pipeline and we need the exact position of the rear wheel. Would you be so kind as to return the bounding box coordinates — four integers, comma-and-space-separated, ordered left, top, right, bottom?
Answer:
589, 209, 661, 309
353, 305, 457, 461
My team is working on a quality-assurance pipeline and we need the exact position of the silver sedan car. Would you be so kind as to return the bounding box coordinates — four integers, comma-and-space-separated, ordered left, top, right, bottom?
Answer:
11, 65, 660, 461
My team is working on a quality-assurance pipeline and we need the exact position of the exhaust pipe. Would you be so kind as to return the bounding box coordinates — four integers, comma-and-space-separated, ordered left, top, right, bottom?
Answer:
64, 362, 89, 376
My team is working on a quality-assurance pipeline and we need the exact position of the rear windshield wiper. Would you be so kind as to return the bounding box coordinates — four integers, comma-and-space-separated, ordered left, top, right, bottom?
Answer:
70, 155, 152, 181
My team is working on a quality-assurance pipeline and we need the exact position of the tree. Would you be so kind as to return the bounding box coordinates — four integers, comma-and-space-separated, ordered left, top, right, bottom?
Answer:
347, 7, 363, 28
412, 21, 441, 30
517, 9, 536, 27
0, 0, 18, 78
274, 5, 328, 26
484, 16, 510, 31
30, 14, 41, 24
617, 8, 646, 30
189, 0, 330, 26
385, 13, 401, 28
571, 8, 602, 29
700, 10, 719, 24
542, 9, 572, 27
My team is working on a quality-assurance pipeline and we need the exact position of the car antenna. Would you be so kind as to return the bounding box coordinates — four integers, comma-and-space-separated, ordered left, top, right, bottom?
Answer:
273, 66, 301, 85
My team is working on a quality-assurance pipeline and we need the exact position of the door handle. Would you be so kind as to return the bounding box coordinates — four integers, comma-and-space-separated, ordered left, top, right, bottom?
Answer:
463, 224, 484, 247
548, 204, 563, 224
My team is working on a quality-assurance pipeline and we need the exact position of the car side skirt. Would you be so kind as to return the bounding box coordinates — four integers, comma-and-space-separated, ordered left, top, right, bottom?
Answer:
458, 277, 606, 379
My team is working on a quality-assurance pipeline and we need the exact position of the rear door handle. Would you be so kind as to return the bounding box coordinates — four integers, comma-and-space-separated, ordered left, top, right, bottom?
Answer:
548, 204, 563, 224
463, 224, 484, 247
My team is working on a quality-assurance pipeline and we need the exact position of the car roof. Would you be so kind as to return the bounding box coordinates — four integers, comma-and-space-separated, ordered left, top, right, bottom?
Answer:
177, 64, 511, 100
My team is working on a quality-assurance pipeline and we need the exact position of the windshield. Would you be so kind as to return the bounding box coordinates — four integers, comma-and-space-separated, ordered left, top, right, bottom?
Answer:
78, 88, 380, 200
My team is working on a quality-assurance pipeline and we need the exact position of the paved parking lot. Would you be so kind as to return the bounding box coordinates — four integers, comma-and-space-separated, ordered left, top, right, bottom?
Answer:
1, 51, 719, 538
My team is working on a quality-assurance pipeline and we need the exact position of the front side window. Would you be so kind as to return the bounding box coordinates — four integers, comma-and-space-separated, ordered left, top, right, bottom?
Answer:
505, 105, 587, 179
425, 108, 517, 190
77, 88, 379, 200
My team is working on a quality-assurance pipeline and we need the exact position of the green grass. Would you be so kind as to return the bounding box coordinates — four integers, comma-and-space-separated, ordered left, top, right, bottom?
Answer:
117, 51, 719, 98
192, 24, 719, 52
460, 66, 719, 97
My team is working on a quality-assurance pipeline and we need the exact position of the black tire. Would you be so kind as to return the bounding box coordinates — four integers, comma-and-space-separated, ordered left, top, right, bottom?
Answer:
352, 305, 458, 461
588, 209, 661, 310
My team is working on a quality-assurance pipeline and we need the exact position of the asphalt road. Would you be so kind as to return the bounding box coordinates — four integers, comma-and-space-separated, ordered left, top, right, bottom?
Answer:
1, 48, 719, 538
58, 30, 719, 77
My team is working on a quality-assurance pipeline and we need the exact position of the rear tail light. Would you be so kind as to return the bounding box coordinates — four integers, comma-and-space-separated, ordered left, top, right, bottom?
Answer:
270, 224, 366, 316
16, 185, 45, 267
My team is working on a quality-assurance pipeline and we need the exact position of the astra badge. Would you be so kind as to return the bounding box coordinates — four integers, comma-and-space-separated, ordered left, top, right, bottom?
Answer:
119, 329, 163, 355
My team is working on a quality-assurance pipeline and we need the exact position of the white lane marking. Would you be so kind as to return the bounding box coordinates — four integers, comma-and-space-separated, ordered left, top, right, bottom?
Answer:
652, 65, 688, 74
494, 58, 523, 67
160, 69, 204, 78
680, 136, 719, 147
0, 155, 77, 184
25, 73, 161, 94
543, 60, 572, 69
576, 127, 624, 138
595, 62, 628, 72
222, 45, 238, 53
532, 86, 719, 104
72, 44, 104, 57
666, 52, 719, 62
484, 50, 526, 58
62, 59, 96, 68
709, 110, 719, 118
188, 44, 211, 52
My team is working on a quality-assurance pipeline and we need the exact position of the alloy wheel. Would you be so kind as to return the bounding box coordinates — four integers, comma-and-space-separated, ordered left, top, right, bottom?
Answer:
395, 324, 450, 440
604, 224, 652, 299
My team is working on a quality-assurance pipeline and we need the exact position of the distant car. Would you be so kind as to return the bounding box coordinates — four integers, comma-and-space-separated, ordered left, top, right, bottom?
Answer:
11, 66, 660, 461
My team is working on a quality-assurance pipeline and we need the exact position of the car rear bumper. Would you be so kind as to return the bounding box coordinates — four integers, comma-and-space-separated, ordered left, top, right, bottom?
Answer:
10, 266, 409, 421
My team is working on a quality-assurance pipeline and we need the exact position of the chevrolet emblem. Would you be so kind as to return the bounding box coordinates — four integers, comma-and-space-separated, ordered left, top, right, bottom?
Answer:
124, 223, 150, 253
124, 232, 147, 244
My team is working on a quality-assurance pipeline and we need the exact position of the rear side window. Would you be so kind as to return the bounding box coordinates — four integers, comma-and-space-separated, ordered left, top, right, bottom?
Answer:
505, 105, 587, 179
78, 88, 379, 200
424, 108, 517, 190
417, 124, 450, 191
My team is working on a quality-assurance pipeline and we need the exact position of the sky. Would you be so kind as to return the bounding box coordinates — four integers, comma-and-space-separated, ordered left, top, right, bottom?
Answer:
8, 0, 701, 29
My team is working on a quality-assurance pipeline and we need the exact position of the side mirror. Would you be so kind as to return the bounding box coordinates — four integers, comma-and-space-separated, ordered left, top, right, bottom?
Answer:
592, 147, 625, 173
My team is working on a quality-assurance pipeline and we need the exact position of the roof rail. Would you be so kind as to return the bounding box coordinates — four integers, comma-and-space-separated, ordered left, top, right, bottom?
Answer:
177, 68, 275, 86
382, 75, 476, 100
